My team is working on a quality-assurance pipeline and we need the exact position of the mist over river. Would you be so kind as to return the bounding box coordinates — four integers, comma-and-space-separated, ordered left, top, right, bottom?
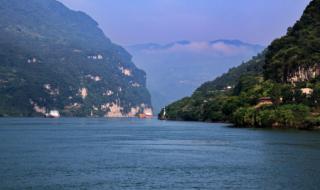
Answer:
0, 118, 319, 190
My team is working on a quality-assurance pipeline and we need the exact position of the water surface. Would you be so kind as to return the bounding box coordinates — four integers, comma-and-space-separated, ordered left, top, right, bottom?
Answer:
0, 118, 319, 190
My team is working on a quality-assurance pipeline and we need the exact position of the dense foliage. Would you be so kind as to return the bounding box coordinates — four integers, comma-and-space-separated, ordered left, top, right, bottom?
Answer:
264, 0, 320, 82
161, 0, 320, 129
0, 0, 151, 117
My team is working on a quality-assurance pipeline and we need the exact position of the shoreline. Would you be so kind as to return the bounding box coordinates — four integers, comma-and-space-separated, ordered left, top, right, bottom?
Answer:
160, 118, 320, 130
0, 116, 319, 130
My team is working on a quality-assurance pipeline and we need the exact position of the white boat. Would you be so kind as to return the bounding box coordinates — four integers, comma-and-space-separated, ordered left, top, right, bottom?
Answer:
47, 110, 60, 118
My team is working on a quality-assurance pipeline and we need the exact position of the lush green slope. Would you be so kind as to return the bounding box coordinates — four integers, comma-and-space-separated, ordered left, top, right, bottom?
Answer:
264, 0, 320, 82
161, 0, 320, 129
0, 0, 152, 117
160, 53, 265, 122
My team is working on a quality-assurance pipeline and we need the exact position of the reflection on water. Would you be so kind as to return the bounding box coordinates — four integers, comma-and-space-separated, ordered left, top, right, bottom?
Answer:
0, 118, 319, 190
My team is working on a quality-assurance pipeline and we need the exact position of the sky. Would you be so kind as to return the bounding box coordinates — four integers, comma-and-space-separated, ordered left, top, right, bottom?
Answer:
58, 0, 311, 46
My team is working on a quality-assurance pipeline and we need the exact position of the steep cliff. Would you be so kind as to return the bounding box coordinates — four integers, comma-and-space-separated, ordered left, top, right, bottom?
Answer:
0, 0, 152, 117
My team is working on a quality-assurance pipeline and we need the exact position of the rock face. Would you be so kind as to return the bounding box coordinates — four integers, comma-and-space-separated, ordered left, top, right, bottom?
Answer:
0, 0, 152, 117
287, 65, 320, 83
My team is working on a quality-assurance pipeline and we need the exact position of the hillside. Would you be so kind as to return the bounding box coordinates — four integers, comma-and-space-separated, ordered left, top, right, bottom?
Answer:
161, 0, 320, 129
196, 51, 266, 93
264, 0, 320, 83
0, 0, 152, 117
160, 52, 265, 122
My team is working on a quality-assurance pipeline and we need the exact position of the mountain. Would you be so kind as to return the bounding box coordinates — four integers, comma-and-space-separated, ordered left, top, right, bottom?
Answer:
161, 0, 320, 129
128, 40, 263, 52
264, 0, 320, 83
0, 0, 152, 117
127, 40, 264, 113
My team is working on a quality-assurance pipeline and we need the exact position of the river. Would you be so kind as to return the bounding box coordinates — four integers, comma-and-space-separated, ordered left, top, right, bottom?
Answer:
0, 118, 319, 189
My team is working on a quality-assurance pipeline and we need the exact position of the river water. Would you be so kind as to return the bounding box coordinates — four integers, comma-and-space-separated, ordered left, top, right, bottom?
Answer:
0, 118, 319, 190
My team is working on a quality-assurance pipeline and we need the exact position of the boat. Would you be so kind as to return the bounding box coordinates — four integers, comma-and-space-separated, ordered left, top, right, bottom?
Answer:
46, 110, 61, 118
138, 113, 153, 119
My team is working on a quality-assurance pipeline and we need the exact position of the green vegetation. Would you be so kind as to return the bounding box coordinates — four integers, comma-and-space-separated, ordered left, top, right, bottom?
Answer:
264, 0, 320, 82
0, 0, 151, 117
161, 0, 320, 129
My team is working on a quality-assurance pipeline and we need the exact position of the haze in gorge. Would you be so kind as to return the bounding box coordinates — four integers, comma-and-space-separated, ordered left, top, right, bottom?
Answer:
59, 0, 310, 113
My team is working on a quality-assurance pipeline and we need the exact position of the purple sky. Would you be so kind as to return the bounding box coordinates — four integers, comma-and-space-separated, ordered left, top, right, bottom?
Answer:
58, 0, 311, 46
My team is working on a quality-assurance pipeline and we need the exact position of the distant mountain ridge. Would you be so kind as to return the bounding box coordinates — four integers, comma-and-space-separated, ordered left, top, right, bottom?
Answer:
0, 0, 152, 117
127, 40, 264, 113
128, 40, 264, 53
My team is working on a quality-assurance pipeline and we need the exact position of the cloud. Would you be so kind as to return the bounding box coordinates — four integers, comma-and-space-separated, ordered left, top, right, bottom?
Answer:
170, 42, 209, 52
210, 42, 250, 55
141, 41, 258, 56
